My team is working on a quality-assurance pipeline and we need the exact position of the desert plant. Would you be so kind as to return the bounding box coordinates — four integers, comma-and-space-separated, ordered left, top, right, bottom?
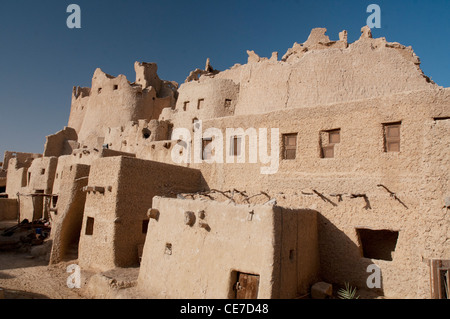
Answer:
337, 282, 360, 299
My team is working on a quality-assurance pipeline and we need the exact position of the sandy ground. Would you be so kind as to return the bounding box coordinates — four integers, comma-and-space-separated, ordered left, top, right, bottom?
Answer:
0, 251, 88, 299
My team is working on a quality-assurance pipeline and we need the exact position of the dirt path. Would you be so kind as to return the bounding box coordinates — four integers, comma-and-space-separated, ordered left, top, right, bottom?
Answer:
0, 252, 87, 299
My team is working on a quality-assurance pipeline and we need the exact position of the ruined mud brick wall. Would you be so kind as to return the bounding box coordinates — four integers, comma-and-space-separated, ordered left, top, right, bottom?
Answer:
49, 164, 90, 264
78, 156, 203, 272
68, 62, 178, 149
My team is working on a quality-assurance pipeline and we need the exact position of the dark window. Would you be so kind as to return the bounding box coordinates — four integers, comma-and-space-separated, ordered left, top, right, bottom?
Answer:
98, 88, 102, 94
85, 217, 94, 236
52, 195, 58, 208
230, 136, 242, 156
183, 101, 189, 111
224, 99, 232, 108
283, 133, 297, 160
384, 122, 401, 152
197, 99, 204, 110
142, 220, 149, 234
356, 228, 399, 261
40, 168, 45, 175
113, 85, 118, 90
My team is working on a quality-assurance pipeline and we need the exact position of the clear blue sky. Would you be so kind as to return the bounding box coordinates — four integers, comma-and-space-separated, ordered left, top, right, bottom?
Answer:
0, 0, 449, 158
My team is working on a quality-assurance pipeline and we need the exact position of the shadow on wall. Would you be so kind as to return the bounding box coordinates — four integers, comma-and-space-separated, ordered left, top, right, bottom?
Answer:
317, 213, 385, 296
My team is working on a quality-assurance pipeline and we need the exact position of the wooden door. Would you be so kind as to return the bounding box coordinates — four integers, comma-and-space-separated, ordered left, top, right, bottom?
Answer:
235, 273, 260, 299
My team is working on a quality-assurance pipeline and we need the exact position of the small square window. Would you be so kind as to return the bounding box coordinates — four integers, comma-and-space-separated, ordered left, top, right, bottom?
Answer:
224, 99, 232, 108
113, 85, 119, 90
40, 168, 45, 175
183, 101, 189, 111
320, 129, 340, 158
356, 228, 399, 261
98, 88, 102, 94
197, 99, 204, 110
328, 129, 340, 144
282, 133, 297, 160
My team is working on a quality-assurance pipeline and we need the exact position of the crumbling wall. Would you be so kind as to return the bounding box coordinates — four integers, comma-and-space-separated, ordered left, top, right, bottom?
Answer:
103, 119, 172, 154
213, 27, 438, 116
49, 164, 90, 264
5, 157, 34, 199
71, 63, 177, 150
43, 127, 79, 157
2, 151, 41, 171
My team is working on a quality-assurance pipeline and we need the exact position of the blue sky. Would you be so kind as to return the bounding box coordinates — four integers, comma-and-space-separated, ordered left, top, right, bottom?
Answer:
0, 0, 449, 158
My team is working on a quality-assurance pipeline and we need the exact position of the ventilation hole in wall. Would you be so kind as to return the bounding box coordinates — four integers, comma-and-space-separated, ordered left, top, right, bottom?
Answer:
98, 88, 102, 94
142, 128, 151, 140
113, 85, 119, 90
40, 169, 45, 175
224, 99, 232, 108
85, 217, 94, 236
356, 228, 399, 261
165, 243, 172, 255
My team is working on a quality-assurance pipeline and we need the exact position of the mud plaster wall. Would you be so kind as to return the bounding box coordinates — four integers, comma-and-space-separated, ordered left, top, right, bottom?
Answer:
0, 199, 18, 221
51, 149, 135, 196
177, 88, 449, 299
78, 156, 203, 272
214, 31, 437, 116
138, 197, 319, 299
5, 158, 32, 199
